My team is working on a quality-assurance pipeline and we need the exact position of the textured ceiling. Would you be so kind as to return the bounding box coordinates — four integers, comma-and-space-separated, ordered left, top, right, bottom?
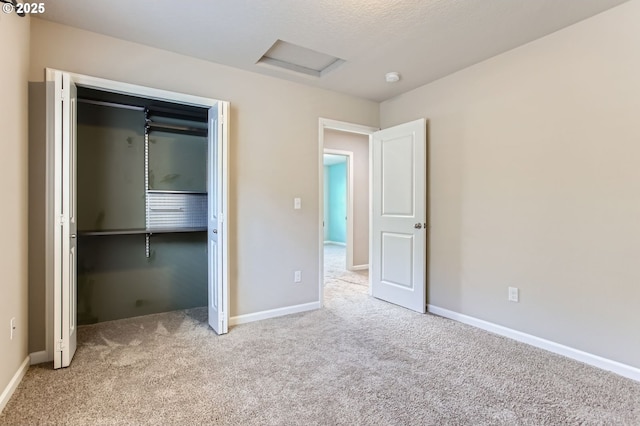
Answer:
37, 0, 628, 102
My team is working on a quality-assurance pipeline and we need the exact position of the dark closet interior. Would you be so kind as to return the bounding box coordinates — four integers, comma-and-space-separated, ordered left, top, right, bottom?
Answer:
76, 87, 210, 324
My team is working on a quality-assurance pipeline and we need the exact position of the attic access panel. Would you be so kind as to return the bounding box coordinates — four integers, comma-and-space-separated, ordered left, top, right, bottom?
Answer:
257, 39, 345, 78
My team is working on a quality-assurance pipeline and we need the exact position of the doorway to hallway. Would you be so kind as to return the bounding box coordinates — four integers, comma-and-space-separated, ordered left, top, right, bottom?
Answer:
319, 119, 376, 305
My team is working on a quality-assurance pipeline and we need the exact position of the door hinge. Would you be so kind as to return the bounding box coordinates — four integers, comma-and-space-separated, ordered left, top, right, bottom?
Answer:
59, 215, 65, 227
56, 339, 65, 352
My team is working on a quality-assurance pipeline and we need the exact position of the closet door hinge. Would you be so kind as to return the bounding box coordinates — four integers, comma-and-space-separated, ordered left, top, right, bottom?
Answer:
59, 215, 65, 227
56, 339, 65, 352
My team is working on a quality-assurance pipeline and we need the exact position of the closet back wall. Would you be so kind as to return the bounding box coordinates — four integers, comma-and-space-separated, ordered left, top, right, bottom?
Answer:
27, 18, 379, 352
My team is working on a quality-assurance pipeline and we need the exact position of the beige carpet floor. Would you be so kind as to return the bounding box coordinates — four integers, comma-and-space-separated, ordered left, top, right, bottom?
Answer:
323, 242, 369, 287
2, 248, 639, 425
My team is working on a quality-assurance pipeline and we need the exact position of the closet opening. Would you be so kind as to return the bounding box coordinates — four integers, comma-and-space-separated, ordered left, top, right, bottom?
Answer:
76, 87, 209, 325
46, 69, 229, 368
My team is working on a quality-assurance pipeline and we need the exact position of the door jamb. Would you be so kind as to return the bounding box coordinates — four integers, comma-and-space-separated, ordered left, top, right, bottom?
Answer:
318, 118, 378, 307
45, 68, 228, 361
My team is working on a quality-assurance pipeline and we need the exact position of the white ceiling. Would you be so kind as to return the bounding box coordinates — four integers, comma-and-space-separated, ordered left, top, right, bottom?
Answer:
37, 0, 628, 102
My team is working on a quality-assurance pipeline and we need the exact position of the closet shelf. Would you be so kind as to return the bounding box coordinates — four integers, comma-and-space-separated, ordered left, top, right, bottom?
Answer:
146, 122, 207, 137
79, 227, 207, 236
147, 189, 207, 195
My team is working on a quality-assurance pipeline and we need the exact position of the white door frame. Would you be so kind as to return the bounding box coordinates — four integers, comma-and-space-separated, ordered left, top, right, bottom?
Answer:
318, 118, 378, 307
45, 68, 230, 362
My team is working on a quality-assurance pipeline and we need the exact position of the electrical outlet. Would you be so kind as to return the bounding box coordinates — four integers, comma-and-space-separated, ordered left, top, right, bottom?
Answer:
10, 317, 16, 340
508, 287, 519, 303
294, 270, 302, 283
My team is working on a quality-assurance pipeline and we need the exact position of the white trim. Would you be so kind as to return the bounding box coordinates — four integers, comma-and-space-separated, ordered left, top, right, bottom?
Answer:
428, 305, 640, 382
44, 69, 56, 363
29, 351, 49, 365
60, 70, 217, 107
318, 118, 377, 307
229, 302, 321, 326
350, 264, 369, 271
220, 101, 230, 334
0, 356, 29, 414
368, 127, 374, 297
320, 118, 379, 135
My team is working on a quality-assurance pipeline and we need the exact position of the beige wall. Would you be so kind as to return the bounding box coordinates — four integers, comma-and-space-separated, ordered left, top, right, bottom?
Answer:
27, 19, 378, 351
28, 82, 46, 352
324, 129, 370, 267
0, 13, 30, 403
381, 1, 640, 368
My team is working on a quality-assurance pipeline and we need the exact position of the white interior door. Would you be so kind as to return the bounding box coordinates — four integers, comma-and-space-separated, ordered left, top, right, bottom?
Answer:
208, 101, 229, 334
53, 71, 78, 368
371, 119, 427, 313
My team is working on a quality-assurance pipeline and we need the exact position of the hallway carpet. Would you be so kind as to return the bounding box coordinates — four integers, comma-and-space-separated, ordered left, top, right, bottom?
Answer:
323, 242, 368, 287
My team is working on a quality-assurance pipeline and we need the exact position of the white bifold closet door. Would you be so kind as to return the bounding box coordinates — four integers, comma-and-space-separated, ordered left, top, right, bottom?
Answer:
208, 102, 229, 335
48, 69, 230, 368
51, 71, 78, 369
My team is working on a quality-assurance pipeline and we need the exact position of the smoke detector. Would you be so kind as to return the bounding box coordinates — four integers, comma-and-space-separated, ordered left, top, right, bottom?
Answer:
385, 72, 401, 83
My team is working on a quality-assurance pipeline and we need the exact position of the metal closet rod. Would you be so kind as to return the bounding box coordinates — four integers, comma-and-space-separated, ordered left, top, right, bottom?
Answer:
146, 121, 208, 137
148, 105, 206, 121
78, 98, 146, 111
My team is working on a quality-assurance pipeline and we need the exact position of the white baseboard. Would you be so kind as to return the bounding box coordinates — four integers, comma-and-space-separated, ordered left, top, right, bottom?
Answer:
29, 351, 49, 365
350, 264, 369, 271
428, 305, 640, 382
324, 241, 346, 246
230, 301, 321, 326
0, 356, 29, 414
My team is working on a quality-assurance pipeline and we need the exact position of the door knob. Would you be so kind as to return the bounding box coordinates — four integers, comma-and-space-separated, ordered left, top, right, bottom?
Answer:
414, 223, 422, 229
